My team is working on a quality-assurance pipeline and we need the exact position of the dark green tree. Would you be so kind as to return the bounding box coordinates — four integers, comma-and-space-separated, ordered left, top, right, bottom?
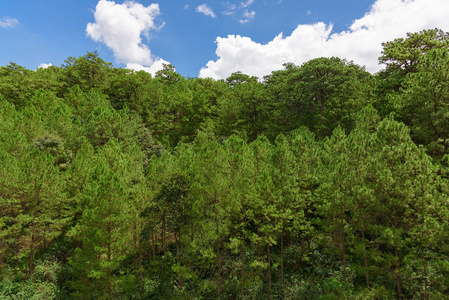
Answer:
62, 51, 113, 92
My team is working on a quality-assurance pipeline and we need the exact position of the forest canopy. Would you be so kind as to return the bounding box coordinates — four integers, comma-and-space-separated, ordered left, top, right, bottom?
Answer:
1, 28, 449, 299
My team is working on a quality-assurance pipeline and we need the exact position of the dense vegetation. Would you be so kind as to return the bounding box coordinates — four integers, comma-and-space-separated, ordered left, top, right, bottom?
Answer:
1, 28, 449, 299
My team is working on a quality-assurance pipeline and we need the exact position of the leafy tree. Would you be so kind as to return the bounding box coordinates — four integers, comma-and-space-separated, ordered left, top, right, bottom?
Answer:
226, 71, 258, 87
370, 117, 444, 299
190, 126, 232, 296
217, 76, 268, 141
379, 28, 449, 75
223, 135, 255, 298
376, 28, 449, 116
265, 58, 371, 138
272, 133, 299, 290
392, 48, 449, 158
107, 68, 152, 110
67, 139, 136, 299
1, 148, 70, 276
0, 63, 33, 108
317, 127, 355, 287
249, 136, 277, 297
155, 63, 183, 84
62, 51, 113, 92
1, 37, 449, 299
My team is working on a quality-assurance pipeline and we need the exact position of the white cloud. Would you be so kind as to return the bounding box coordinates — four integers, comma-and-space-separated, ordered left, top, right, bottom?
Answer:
241, 0, 254, 8
244, 10, 256, 18
184, 4, 189, 10
199, 0, 449, 79
86, 0, 168, 74
223, 10, 235, 16
223, 2, 256, 23
0, 17, 19, 28
222, 2, 236, 16
38, 63, 53, 69
196, 4, 217, 18
239, 9, 255, 23
126, 58, 169, 75
239, 9, 256, 24
306, 10, 311, 16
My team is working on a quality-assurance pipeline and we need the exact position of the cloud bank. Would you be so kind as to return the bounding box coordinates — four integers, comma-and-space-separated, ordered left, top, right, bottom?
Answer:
0, 17, 19, 28
86, 0, 168, 75
200, 0, 449, 79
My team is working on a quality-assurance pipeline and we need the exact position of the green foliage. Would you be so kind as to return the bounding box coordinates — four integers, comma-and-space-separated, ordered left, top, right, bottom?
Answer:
393, 48, 449, 157
0, 259, 61, 300
1, 33, 449, 298
376, 28, 449, 117
265, 58, 372, 139
379, 28, 449, 74
67, 140, 139, 299
62, 51, 113, 92
0, 62, 34, 108
155, 63, 183, 84
32, 134, 73, 170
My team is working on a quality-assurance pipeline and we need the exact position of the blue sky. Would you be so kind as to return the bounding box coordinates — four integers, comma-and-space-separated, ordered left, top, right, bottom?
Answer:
1, 0, 449, 78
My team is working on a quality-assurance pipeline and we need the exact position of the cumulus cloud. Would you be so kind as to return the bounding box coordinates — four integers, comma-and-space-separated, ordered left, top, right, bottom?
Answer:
200, 0, 449, 79
86, 0, 167, 75
38, 63, 53, 69
0, 17, 19, 28
196, 4, 217, 18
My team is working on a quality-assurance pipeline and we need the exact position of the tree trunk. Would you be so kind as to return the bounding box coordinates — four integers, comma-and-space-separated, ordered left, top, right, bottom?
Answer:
395, 243, 402, 300
29, 186, 40, 276
420, 188, 428, 300
107, 240, 112, 298
29, 238, 35, 276
422, 246, 428, 300
281, 227, 284, 287
267, 237, 272, 299
176, 231, 184, 291
139, 244, 143, 299
215, 197, 222, 296
393, 216, 402, 300
217, 235, 221, 295
162, 210, 167, 256
151, 230, 156, 260
241, 230, 245, 300
362, 228, 370, 288
341, 217, 347, 282
257, 224, 262, 280
320, 98, 325, 121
